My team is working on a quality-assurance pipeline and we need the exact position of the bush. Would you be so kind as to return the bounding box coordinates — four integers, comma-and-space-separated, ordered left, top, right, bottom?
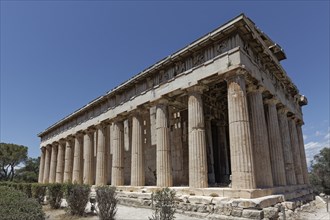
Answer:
48, 183, 64, 209
149, 188, 176, 220
22, 183, 32, 198
0, 186, 45, 220
96, 186, 118, 220
65, 183, 90, 216
32, 183, 47, 204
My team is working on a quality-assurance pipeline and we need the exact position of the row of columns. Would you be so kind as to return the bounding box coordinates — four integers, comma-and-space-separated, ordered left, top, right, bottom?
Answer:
227, 74, 309, 189
38, 73, 309, 189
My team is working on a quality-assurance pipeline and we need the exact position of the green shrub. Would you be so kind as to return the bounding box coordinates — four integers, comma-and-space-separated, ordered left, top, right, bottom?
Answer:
32, 183, 47, 204
23, 183, 32, 198
149, 188, 176, 220
65, 183, 90, 216
0, 186, 45, 220
48, 183, 64, 209
96, 186, 118, 220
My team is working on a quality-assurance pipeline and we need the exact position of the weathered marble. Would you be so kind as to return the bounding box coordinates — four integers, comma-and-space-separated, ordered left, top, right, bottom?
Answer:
55, 141, 65, 183
227, 74, 256, 189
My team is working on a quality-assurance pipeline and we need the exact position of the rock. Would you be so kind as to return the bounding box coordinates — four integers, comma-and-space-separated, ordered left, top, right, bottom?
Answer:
263, 207, 279, 219
231, 208, 243, 217
242, 209, 264, 219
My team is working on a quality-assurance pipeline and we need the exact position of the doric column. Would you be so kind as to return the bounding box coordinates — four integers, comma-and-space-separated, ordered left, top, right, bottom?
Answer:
247, 86, 273, 188
38, 147, 46, 183
288, 117, 304, 184
83, 129, 94, 185
277, 107, 296, 185
55, 141, 65, 183
63, 138, 74, 183
296, 121, 310, 184
49, 144, 58, 183
227, 74, 256, 189
156, 99, 172, 187
96, 124, 107, 186
264, 99, 286, 186
72, 133, 83, 184
131, 113, 145, 186
188, 85, 208, 188
112, 121, 124, 186
43, 145, 51, 183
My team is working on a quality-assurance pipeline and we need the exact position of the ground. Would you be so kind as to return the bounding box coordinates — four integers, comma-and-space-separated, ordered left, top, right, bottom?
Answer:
43, 198, 330, 220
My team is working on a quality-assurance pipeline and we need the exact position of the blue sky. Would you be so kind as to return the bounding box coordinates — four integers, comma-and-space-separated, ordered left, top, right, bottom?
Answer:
1, 1, 329, 167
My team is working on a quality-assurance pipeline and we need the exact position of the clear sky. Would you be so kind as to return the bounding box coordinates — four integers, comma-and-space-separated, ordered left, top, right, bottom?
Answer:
1, 1, 329, 167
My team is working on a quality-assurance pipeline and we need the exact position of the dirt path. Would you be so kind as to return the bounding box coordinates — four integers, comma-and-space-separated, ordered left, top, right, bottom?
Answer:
43, 204, 201, 220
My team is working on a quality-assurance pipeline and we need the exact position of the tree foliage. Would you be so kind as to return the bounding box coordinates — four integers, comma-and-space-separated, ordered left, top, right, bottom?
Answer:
15, 157, 40, 182
0, 142, 28, 181
309, 147, 330, 195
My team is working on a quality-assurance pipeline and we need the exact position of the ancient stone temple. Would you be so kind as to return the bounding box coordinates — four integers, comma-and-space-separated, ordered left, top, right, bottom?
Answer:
38, 14, 311, 204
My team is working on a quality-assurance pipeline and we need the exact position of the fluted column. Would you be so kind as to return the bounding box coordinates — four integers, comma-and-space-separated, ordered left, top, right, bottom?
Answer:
96, 124, 107, 186
63, 138, 73, 183
38, 147, 46, 183
72, 133, 83, 184
247, 86, 273, 188
227, 74, 256, 189
48, 144, 58, 183
43, 145, 51, 183
131, 113, 145, 186
112, 121, 124, 186
265, 99, 287, 186
188, 86, 208, 188
288, 117, 304, 184
277, 108, 296, 185
83, 130, 94, 185
55, 141, 65, 183
156, 100, 172, 187
296, 121, 310, 184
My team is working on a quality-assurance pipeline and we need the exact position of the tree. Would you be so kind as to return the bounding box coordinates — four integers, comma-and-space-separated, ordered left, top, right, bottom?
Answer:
15, 157, 40, 182
0, 143, 28, 181
309, 147, 330, 195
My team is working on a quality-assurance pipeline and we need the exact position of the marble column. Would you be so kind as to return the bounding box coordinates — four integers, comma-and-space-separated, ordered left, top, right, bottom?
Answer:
265, 99, 287, 186
83, 130, 94, 185
55, 141, 65, 183
43, 145, 51, 183
156, 100, 173, 187
96, 124, 107, 186
38, 147, 46, 183
288, 117, 304, 184
296, 122, 310, 184
131, 113, 145, 186
277, 108, 296, 185
247, 86, 273, 188
63, 139, 73, 183
112, 121, 124, 186
227, 74, 256, 189
188, 86, 208, 188
49, 144, 58, 183
72, 133, 83, 184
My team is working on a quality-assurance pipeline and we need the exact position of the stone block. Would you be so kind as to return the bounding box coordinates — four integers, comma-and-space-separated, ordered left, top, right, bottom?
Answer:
282, 201, 296, 210
231, 208, 243, 217
188, 195, 213, 204
263, 207, 279, 219
242, 209, 264, 219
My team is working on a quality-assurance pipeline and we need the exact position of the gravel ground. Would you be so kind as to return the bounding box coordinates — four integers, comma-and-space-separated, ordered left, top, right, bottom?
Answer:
44, 204, 201, 220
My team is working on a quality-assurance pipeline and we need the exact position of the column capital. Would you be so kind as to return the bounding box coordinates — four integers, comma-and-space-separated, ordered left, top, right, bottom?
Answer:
73, 131, 84, 138
246, 84, 266, 94
225, 70, 247, 84
264, 97, 280, 105
277, 106, 289, 115
186, 84, 208, 94
51, 141, 59, 147
154, 97, 169, 106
